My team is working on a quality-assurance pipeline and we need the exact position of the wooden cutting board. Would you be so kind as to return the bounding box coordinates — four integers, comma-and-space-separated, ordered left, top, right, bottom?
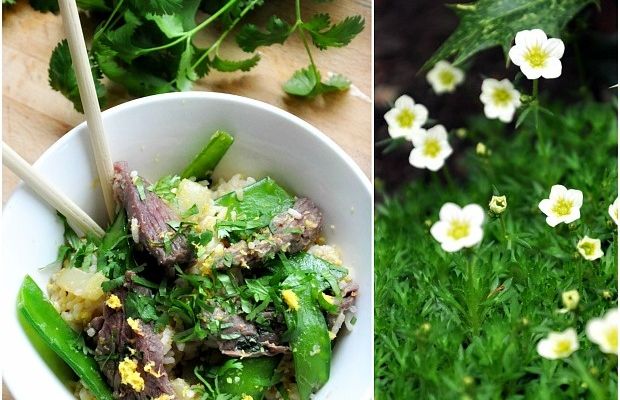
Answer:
1, 1, 371, 399
2, 0, 371, 202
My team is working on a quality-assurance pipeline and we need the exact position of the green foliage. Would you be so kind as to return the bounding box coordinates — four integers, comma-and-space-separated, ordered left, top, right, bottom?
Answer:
236, 0, 364, 97
375, 99, 618, 399
48, 40, 107, 113
34, 0, 363, 110
422, 0, 595, 70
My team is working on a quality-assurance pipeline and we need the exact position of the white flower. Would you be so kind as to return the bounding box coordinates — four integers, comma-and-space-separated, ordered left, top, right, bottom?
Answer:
409, 125, 453, 171
479, 78, 521, 123
586, 309, 618, 354
426, 60, 465, 94
577, 236, 604, 261
383, 95, 428, 139
609, 197, 618, 225
562, 290, 580, 311
538, 185, 583, 227
508, 29, 565, 80
536, 328, 579, 359
430, 203, 484, 252
489, 195, 507, 215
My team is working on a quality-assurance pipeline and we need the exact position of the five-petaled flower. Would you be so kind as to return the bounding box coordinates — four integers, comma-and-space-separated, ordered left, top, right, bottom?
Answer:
586, 309, 618, 355
536, 328, 579, 360
430, 203, 484, 252
577, 236, 604, 261
509, 29, 565, 80
426, 60, 465, 94
609, 197, 619, 225
409, 125, 453, 171
538, 185, 583, 227
384, 95, 428, 139
480, 78, 521, 123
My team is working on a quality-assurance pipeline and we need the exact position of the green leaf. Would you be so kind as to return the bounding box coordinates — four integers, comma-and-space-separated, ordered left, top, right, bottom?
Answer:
127, 0, 182, 16
29, 0, 58, 13
236, 15, 293, 52
211, 54, 261, 72
321, 73, 351, 92
422, 0, 595, 70
145, 0, 200, 38
48, 40, 107, 113
283, 66, 320, 97
175, 42, 198, 91
304, 14, 365, 50
94, 43, 175, 97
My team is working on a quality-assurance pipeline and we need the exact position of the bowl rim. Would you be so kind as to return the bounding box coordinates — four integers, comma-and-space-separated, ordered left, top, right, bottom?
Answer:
20, 91, 371, 195
3, 90, 373, 399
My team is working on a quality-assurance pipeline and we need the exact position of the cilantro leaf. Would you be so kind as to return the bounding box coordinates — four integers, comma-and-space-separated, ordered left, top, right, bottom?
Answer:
145, 0, 200, 38
236, 15, 293, 52
29, 0, 58, 13
48, 40, 107, 113
283, 66, 320, 97
304, 14, 365, 50
175, 43, 198, 91
127, 0, 182, 16
422, 0, 595, 70
322, 72, 351, 92
125, 292, 159, 322
211, 54, 261, 72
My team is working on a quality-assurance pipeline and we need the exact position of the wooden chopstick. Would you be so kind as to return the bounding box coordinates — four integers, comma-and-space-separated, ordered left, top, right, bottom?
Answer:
2, 142, 105, 238
58, 0, 116, 221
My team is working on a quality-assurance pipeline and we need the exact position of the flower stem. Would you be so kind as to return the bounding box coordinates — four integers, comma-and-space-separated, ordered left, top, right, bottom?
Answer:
569, 355, 606, 400
532, 79, 543, 144
442, 166, 455, 188
465, 252, 481, 336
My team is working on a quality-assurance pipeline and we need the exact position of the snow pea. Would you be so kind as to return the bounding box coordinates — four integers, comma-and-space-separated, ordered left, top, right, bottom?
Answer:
283, 286, 331, 400
17, 275, 113, 400
218, 357, 281, 399
181, 130, 234, 180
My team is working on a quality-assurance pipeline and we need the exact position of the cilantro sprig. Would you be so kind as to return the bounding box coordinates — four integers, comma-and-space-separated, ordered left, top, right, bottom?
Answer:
36, 0, 364, 111
236, 1, 365, 97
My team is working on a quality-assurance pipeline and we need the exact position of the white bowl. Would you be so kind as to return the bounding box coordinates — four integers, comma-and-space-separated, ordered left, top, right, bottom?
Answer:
2, 92, 372, 399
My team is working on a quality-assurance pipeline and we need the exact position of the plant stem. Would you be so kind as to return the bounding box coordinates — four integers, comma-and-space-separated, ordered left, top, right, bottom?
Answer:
137, 0, 239, 56
465, 252, 480, 336
191, 0, 261, 71
569, 355, 606, 400
295, 0, 319, 79
532, 79, 543, 144
94, 0, 125, 41
442, 166, 455, 188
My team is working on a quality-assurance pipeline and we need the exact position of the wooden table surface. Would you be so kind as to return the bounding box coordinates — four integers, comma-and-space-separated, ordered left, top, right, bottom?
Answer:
1, 1, 371, 398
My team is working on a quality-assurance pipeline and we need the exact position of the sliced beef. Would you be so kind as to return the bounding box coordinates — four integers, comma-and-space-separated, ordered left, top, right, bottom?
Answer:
205, 308, 289, 358
86, 274, 174, 399
216, 197, 322, 269
113, 162, 193, 269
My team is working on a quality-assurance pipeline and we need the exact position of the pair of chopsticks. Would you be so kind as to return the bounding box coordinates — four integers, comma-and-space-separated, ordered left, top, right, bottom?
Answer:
3, 0, 115, 238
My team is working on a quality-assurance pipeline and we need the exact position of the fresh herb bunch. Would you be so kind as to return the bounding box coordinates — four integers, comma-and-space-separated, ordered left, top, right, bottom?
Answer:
375, 99, 618, 398
31, 0, 364, 112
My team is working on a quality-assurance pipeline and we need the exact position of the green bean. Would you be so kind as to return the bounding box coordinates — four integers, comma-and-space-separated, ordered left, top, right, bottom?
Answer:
17, 275, 113, 399
181, 130, 234, 180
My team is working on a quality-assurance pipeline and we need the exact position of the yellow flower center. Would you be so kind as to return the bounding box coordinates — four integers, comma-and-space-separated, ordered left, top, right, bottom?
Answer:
553, 338, 572, 355
552, 198, 573, 216
606, 327, 618, 351
492, 88, 512, 106
439, 70, 455, 86
396, 109, 415, 128
447, 219, 470, 240
524, 45, 549, 68
423, 138, 442, 158
579, 241, 595, 256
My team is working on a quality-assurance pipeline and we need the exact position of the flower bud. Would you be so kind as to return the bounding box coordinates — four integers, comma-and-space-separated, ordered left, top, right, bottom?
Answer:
489, 195, 507, 215
562, 290, 579, 311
